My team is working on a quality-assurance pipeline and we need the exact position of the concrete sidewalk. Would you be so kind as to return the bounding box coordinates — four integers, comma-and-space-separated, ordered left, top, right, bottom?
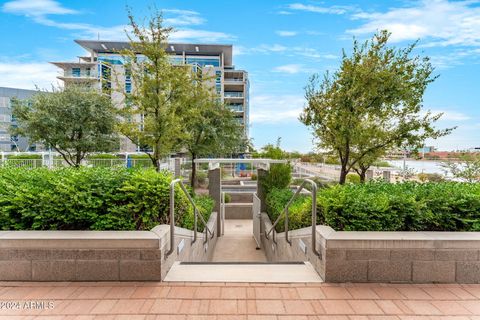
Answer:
212, 219, 266, 262
0, 281, 479, 319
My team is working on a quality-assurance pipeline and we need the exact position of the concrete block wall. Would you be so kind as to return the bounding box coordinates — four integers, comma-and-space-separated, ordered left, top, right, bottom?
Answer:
224, 203, 253, 219
260, 212, 480, 283
260, 213, 326, 279
319, 226, 480, 283
0, 212, 218, 282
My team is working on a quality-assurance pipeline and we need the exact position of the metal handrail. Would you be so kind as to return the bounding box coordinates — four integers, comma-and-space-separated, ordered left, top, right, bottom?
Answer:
165, 178, 215, 257
265, 179, 320, 256
221, 191, 226, 236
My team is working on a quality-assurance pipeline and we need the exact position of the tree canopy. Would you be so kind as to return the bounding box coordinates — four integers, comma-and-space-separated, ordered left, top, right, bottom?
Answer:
300, 30, 453, 184
182, 74, 246, 190
11, 85, 119, 167
118, 9, 192, 169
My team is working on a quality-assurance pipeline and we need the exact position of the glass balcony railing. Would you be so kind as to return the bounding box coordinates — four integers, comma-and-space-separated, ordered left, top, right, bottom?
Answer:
61, 71, 96, 78
228, 104, 244, 112
224, 78, 244, 82
224, 92, 244, 98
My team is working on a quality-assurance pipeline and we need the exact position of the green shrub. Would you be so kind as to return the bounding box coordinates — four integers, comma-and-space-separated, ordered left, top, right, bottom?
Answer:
265, 188, 312, 232
346, 173, 361, 184
6, 154, 42, 160
259, 163, 292, 196
0, 167, 213, 231
251, 173, 257, 181
418, 173, 445, 182
265, 182, 480, 232
179, 195, 214, 231
224, 193, 232, 203
87, 154, 119, 159
195, 171, 207, 186
129, 154, 151, 159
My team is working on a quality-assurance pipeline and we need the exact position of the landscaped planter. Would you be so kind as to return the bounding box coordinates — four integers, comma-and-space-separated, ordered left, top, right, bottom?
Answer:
260, 212, 480, 283
0, 212, 217, 282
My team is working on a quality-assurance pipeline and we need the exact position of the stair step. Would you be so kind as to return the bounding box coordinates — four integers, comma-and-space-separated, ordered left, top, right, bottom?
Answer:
164, 261, 323, 283
224, 203, 253, 219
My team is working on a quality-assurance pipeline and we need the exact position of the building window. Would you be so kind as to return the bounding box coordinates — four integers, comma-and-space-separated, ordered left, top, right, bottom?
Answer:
0, 114, 11, 122
71, 68, 81, 77
125, 68, 132, 93
215, 71, 222, 94
101, 64, 112, 95
169, 56, 184, 65
0, 97, 10, 108
186, 56, 220, 67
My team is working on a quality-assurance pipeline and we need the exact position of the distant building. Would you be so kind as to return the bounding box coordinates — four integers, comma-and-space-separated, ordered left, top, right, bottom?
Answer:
418, 146, 436, 154
0, 87, 40, 152
51, 40, 249, 152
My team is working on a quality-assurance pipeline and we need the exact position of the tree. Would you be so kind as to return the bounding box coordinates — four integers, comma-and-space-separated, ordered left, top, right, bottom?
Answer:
442, 154, 480, 182
300, 30, 452, 184
253, 138, 286, 159
254, 139, 292, 195
117, 9, 192, 170
11, 85, 119, 167
182, 76, 245, 191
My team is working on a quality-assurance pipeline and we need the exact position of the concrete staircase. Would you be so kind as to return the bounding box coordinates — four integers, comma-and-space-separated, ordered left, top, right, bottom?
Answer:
224, 192, 253, 219
164, 187, 323, 283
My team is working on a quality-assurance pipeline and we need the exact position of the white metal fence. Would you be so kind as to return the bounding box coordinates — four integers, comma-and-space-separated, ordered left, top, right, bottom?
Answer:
0, 152, 178, 172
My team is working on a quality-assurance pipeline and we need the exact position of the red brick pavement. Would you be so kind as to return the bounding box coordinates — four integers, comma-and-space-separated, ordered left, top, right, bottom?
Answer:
0, 281, 479, 319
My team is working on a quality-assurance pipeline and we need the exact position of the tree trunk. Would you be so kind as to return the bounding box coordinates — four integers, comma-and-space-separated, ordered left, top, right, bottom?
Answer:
190, 154, 196, 193
359, 170, 367, 183
75, 151, 82, 168
153, 143, 161, 172
339, 164, 348, 184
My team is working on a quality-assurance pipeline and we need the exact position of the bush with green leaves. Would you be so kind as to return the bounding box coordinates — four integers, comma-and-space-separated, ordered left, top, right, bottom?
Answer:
266, 181, 480, 232
259, 163, 292, 196
87, 154, 119, 159
346, 173, 361, 184
6, 154, 42, 160
265, 188, 312, 232
0, 167, 213, 231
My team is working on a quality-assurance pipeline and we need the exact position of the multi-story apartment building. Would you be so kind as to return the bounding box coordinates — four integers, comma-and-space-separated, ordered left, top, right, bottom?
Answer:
0, 87, 41, 152
51, 40, 249, 152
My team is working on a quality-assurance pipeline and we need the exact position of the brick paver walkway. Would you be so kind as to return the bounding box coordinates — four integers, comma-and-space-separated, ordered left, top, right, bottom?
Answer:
0, 282, 479, 319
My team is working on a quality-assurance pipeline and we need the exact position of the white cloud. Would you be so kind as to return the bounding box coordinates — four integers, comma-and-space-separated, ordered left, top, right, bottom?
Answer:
2, 0, 77, 16
286, 3, 349, 15
273, 64, 314, 74
163, 9, 204, 26
2, 1, 233, 42
348, 0, 480, 47
276, 30, 297, 37
250, 95, 305, 124
236, 44, 337, 61
170, 29, 234, 42
0, 61, 59, 90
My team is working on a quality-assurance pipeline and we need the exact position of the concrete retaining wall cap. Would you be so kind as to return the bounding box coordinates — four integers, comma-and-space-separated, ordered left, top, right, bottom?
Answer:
0, 230, 159, 249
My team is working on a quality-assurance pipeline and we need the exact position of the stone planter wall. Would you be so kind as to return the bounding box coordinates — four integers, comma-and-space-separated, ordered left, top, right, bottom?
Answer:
261, 212, 480, 283
318, 225, 480, 283
0, 212, 217, 282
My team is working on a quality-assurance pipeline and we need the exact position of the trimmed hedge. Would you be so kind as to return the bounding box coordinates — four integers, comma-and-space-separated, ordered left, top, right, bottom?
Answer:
0, 167, 213, 231
266, 182, 480, 232
6, 154, 42, 160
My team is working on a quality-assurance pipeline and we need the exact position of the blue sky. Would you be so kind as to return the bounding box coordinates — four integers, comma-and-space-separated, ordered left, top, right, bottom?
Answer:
1, 0, 479, 152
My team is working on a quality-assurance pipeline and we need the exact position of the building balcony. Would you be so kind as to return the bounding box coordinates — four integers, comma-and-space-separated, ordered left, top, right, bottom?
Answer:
57, 71, 98, 81
228, 104, 244, 112
224, 92, 244, 98
224, 78, 244, 83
